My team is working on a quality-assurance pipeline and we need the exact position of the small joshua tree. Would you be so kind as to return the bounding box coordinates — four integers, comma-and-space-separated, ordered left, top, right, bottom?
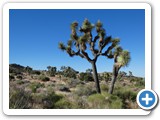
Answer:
129, 71, 133, 77
47, 66, 57, 77
58, 19, 120, 93
24, 66, 33, 74
108, 46, 131, 94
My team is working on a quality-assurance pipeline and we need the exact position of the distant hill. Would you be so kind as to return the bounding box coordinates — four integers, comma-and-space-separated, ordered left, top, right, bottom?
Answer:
9, 63, 26, 74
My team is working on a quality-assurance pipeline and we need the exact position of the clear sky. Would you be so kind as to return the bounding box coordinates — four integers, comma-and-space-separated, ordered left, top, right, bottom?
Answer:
9, 9, 145, 77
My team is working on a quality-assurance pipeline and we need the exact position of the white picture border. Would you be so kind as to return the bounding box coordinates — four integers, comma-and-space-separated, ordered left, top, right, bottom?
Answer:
3, 3, 151, 115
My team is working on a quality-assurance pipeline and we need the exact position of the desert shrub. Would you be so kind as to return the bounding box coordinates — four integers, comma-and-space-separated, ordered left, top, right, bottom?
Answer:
39, 75, 50, 81
100, 84, 109, 92
16, 75, 23, 80
66, 94, 89, 109
113, 84, 121, 91
43, 93, 63, 108
31, 70, 41, 75
114, 88, 137, 102
45, 82, 55, 87
66, 78, 81, 88
55, 98, 73, 108
31, 93, 45, 104
101, 72, 112, 82
79, 72, 94, 82
108, 94, 123, 109
47, 66, 57, 77
9, 86, 32, 109
59, 86, 70, 92
24, 66, 33, 74
135, 79, 145, 87
88, 94, 106, 108
60, 66, 78, 79
130, 77, 145, 87
74, 84, 96, 96
88, 93, 122, 109
16, 80, 25, 85
113, 86, 138, 108
31, 91, 63, 109
9, 75, 15, 81
74, 95, 89, 108
29, 82, 45, 93
56, 84, 70, 92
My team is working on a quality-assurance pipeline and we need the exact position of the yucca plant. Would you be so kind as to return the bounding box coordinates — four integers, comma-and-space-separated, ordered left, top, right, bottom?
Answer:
58, 19, 120, 93
108, 47, 131, 94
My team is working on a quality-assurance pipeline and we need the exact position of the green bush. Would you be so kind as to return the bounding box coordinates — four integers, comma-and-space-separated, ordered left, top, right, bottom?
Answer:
88, 94, 106, 108
16, 80, 25, 85
100, 84, 109, 92
79, 72, 94, 82
39, 75, 50, 81
74, 84, 96, 96
31, 92, 63, 109
60, 66, 78, 79
114, 88, 137, 102
66, 78, 81, 88
9, 86, 32, 109
55, 98, 73, 108
135, 80, 145, 87
130, 78, 145, 87
88, 93, 122, 109
101, 72, 112, 82
29, 82, 45, 93
108, 95, 123, 109
31, 70, 41, 75
42, 93, 63, 109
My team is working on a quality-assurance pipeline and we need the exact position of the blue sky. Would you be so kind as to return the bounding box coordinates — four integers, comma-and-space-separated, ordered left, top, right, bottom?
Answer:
9, 9, 145, 77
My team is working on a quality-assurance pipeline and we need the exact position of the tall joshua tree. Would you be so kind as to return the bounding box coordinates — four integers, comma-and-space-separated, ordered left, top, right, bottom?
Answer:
108, 46, 131, 94
58, 19, 119, 93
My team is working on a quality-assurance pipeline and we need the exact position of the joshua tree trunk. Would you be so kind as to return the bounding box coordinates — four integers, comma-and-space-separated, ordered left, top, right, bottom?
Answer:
109, 65, 119, 94
91, 61, 101, 93
109, 75, 117, 94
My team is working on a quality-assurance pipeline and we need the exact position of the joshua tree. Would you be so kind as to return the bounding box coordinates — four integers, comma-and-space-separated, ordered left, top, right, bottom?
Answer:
47, 66, 57, 77
119, 71, 127, 77
58, 19, 119, 93
108, 46, 131, 94
24, 66, 32, 74
129, 71, 133, 77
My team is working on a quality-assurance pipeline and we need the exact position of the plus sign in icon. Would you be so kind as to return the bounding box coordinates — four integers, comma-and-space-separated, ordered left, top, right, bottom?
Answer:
137, 89, 158, 110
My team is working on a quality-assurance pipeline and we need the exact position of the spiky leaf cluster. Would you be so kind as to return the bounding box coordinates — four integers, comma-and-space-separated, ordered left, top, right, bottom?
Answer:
111, 38, 120, 47
80, 19, 94, 33
58, 42, 66, 51
96, 20, 103, 32
117, 50, 131, 67
114, 46, 123, 56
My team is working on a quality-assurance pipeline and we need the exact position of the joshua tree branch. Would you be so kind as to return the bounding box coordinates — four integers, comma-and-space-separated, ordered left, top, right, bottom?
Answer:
90, 35, 99, 56
101, 44, 114, 56
81, 50, 92, 62
88, 32, 93, 44
67, 49, 84, 59
102, 36, 112, 50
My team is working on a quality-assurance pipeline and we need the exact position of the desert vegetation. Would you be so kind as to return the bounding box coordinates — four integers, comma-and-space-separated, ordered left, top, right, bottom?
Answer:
9, 63, 144, 109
